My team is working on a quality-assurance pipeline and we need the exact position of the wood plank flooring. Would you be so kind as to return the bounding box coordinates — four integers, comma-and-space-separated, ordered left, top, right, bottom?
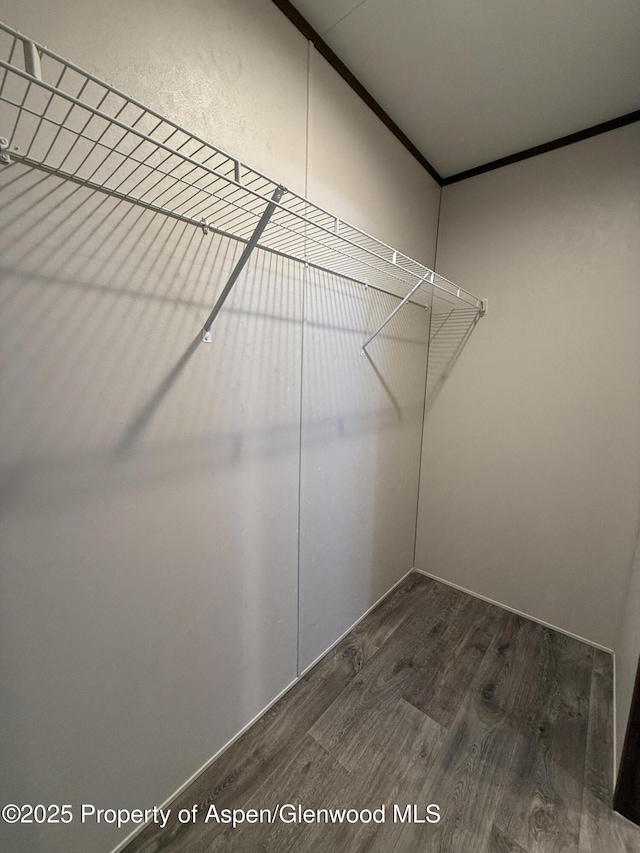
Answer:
123, 572, 640, 853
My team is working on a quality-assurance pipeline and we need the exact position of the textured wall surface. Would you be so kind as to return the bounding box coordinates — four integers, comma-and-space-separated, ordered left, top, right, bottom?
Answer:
306, 47, 441, 265
0, 2, 440, 851
298, 270, 429, 671
415, 124, 640, 766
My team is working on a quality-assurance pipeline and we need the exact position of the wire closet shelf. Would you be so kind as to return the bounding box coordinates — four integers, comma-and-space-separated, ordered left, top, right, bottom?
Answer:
0, 22, 486, 344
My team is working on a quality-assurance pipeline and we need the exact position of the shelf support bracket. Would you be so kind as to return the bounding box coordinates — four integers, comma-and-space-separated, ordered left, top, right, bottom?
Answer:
361, 271, 433, 354
201, 184, 285, 343
22, 38, 42, 80
0, 137, 11, 166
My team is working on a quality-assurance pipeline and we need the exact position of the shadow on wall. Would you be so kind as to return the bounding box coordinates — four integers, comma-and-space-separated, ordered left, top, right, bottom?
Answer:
0, 164, 427, 512
296, 264, 431, 668
0, 162, 429, 853
425, 306, 482, 411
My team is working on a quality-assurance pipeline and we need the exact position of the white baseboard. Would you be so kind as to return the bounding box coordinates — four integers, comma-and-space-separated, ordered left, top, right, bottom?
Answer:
413, 568, 614, 654
110, 674, 298, 853
111, 565, 415, 853
415, 568, 620, 802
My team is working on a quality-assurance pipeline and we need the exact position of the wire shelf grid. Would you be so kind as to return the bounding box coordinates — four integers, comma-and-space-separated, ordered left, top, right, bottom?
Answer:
0, 22, 484, 311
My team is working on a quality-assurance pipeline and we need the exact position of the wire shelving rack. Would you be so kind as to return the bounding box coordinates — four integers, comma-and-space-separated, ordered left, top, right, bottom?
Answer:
0, 22, 486, 346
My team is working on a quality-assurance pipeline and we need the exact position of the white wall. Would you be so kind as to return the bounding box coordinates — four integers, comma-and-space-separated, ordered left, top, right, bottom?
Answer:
306, 47, 440, 265
298, 50, 438, 670
415, 124, 640, 768
0, 2, 441, 852
0, 167, 303, 853
298, 269, 430, 670
0, 0, 309, 192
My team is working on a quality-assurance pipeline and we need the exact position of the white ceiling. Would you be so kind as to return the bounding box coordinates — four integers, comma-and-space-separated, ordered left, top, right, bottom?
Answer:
290, 0, 640, 177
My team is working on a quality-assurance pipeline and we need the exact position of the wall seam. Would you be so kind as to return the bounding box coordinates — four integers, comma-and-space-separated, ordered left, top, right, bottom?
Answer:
295, 38, 312, 677
109, 565, 416, 853
412, 183, 443, 569
269, 0, 442, 183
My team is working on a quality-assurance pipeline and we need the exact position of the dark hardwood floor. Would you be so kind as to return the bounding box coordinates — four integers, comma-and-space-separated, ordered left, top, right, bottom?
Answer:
124, 572, 640, 852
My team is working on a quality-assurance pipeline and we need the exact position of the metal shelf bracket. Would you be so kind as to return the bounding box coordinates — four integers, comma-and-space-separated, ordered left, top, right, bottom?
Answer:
201, 185, 286, 343
22, 37, 41, 80
0, 136, 11, 165
361, 271, 434, 353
